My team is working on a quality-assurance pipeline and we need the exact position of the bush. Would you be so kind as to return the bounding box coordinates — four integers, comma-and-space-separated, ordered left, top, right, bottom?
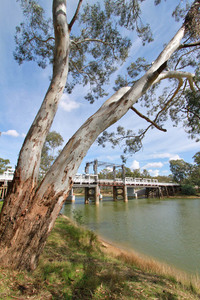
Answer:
181, 184, 196, 195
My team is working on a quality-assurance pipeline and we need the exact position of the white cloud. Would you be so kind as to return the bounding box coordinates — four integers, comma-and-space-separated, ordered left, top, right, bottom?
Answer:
105, 167, 113, 172
148, 169, 160, 177
169, 155, 181, 161
143, 162, 163, 169
130, 160, 140, 170
149, 153, 181, 160
59, 94, 80, 112
2, 130, 20, 137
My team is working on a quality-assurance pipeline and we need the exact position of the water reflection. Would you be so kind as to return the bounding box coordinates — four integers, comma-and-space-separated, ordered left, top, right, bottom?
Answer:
61, 197, 200, 275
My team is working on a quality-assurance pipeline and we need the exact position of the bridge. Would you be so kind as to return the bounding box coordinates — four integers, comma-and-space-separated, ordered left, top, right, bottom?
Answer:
69, 173, 180, 203
0, 160, 180, 202
0, 169, 14, 200
69, 160, 180, 203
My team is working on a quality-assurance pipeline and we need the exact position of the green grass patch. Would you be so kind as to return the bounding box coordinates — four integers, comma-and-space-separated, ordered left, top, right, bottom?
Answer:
0, 214, 199, 299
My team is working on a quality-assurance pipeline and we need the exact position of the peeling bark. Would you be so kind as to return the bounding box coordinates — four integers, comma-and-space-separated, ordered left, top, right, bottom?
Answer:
0, 0, 70, 269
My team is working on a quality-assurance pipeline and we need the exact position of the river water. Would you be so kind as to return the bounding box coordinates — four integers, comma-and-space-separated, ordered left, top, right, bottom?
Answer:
61, 196, 200, 275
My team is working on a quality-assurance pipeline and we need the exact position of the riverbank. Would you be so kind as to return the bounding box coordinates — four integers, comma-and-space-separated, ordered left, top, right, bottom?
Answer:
98, 235, 200, 291
0, 213, 199, 299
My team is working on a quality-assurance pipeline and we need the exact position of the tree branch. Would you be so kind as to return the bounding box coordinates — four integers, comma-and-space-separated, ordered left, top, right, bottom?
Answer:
71, 38, 116, 58
130, 106, 167, 132
175, 47, 200, 70
23, 35, 55, 46
68, 0, 83, 31
154, 78, 184, 123
153, 70, 195, 89
179, 40, 200, 49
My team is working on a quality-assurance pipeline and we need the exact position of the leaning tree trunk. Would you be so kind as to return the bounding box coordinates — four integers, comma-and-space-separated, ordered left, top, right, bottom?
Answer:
0, 14, 185, 270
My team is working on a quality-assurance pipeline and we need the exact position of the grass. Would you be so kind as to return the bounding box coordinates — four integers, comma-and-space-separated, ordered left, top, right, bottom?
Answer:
0, 203, 199, 299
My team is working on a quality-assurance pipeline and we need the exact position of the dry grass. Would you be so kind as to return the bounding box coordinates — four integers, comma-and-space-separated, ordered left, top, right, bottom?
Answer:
119, 251, 199, 292
100, 238, 200, 296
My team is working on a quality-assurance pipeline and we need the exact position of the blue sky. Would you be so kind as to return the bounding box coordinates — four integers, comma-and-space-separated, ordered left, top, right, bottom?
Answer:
0, 0, 199, 177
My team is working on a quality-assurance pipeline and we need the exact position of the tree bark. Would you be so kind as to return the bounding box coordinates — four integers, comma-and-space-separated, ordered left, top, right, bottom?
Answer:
0, 7, 186, 270
0, 0, 70, 269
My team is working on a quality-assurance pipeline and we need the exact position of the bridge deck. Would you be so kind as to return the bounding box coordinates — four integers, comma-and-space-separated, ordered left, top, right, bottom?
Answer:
73, 175, 179, 188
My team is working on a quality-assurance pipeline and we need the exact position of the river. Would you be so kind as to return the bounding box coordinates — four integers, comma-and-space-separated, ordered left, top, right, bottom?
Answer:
61, 196, 200, 275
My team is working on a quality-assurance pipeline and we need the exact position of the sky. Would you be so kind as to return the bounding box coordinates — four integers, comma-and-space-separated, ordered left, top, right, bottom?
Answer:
0, 0, 199, 177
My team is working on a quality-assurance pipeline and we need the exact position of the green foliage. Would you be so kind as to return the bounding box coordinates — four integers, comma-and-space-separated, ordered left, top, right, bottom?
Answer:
14, 0, 54, 68
183, 90, 200, 141
193, 151, 200, 166
170, 159, 191, 183
104, 0, 154, 44
14, 0, 200, 155
170, 152, 200, 188
98, 1, 200, 156
72, 209, 84, 225
0, 158, 11, 174
181, 184, 196, 195
40, 131, 63, 176
98, 166, 150, 179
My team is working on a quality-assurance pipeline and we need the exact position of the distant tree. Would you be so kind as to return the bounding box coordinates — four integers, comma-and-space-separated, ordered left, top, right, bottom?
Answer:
141, 169, 150, 178
0, 158, 11, 174
40, 131, 64, 177
193, 151, 200, 166
169, 159, 191, 183
155, 175, 173, 183
98, 168, 114, 179
169, 152, 200, 189
189, 151, 200, 188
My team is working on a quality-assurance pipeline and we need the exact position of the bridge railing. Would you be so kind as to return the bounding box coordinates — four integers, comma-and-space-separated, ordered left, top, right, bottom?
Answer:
73, 174, 179, 187
125, 177, 158, 185
0, 169, 14, 182
73, 174, 98, 184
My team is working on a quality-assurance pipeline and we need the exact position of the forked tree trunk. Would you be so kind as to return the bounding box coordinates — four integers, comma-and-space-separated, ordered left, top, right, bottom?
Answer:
0, 1, 185, 270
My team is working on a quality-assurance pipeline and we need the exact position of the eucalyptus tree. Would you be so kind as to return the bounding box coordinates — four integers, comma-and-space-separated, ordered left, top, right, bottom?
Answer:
0, 158, 11, 174
0, 0, 199, 270
40, 131, 64, 177
169, 159, 192, 183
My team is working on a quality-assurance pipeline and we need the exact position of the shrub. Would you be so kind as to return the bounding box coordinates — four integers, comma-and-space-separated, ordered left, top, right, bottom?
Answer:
181, 184, 196, 195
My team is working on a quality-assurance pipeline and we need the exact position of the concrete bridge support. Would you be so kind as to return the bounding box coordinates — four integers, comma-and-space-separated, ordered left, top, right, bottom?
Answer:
85, 186, 100, 204
67, 188, 75, 202
113, 186, 128, 202
127, 187, 137, 198
0, 185, 7, 200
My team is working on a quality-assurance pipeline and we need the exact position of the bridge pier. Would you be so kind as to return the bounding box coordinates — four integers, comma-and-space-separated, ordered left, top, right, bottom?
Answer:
127, 187, 137, 198
67, 189, 75, 202
113, 186, 128, 202
85, 186, 100, 204
0, 185, 7, 200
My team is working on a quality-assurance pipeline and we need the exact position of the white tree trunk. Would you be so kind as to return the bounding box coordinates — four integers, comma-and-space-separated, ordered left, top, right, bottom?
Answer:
0, 0, 70, 269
